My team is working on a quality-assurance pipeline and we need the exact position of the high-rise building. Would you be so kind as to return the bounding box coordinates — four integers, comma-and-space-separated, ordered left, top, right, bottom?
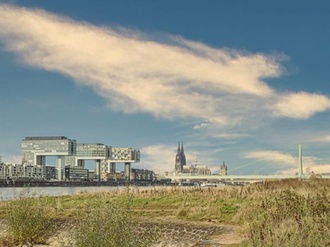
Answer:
22, 136, 77, 180
20, 136, 140, 181
22, 136, 77, 166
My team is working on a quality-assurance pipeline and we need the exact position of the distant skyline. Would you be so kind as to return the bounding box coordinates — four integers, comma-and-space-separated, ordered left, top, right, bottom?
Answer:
1, 1, 330, 175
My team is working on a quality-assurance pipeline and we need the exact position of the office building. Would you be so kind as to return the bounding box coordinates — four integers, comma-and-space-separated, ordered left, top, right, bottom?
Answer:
20, 136, 140, 181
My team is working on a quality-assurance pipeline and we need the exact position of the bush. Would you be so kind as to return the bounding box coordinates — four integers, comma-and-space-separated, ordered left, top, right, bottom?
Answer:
73, 198, 159, 247
6, 197, 50, 246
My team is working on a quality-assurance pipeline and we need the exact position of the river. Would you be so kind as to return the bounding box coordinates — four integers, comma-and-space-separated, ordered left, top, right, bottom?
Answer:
0, 186, 127, 201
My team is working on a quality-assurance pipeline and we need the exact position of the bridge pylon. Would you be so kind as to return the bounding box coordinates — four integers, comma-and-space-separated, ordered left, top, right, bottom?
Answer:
298, 144, 303, 179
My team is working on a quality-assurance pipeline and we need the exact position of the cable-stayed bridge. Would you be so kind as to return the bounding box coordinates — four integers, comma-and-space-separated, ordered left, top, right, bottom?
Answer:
164, 144, 330, 182
164, 173, 330, 182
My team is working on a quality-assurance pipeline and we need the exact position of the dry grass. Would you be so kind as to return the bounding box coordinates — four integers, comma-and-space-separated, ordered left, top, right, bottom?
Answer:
236, 179, 330, 246
0, 179, 329, 246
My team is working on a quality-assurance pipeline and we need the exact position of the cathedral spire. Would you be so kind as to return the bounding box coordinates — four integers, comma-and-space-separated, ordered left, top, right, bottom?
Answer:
175, 142, 186, 173
180, 142, 186, 166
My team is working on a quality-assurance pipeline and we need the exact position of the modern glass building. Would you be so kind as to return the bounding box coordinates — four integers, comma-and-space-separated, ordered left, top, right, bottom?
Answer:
75, 143, 111, 181
77, 143, 110, 158
22, 136, 77, 165
22, 136, 77, 180
59, 144, 111, 170
20, 136, 140, 181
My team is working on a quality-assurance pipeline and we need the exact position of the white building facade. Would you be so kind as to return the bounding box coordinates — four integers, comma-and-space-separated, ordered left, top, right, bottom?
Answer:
18, 136, 140, 181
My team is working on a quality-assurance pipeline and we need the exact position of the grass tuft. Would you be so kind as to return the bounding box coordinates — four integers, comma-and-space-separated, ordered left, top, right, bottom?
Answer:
73, 196, 159, 247
5, 197, 50, 246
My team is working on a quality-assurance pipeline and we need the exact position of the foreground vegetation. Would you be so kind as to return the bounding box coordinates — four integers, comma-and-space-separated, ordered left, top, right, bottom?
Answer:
0, 179, 329, 246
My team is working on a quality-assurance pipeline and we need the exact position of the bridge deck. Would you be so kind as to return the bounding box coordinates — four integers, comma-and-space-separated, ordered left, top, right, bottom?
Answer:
164, 174, 330, 181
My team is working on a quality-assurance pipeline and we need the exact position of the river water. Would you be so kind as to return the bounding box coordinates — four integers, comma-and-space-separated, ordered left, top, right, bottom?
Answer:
0, 186, 127, 201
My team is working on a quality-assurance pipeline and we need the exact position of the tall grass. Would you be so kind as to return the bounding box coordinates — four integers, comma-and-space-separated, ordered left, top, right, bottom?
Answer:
5, 197, 50, 246
72, 196, 159, 247
0, 179, 329, 246
237, 184, 330, 246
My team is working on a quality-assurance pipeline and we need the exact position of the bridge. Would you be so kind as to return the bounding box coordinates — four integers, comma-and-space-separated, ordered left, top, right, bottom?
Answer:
163, 173, 330, 182
164, 144, 330, 182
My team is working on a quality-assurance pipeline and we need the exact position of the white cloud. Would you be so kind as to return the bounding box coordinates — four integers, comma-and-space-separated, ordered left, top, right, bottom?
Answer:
308, 164, 330, 174
1, 154, 22, 164
280, 163, 330, 175
245, 150, 330, 175
272, 92, 330, 119
139, 144, 175, 174
214, 133, 248, 139
311, 135, 330, 143
244, 150, 297, 167
0, 4, 285, 128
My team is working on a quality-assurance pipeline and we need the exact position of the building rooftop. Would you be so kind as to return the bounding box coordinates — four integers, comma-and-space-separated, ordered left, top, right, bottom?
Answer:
23, 136, 69, 140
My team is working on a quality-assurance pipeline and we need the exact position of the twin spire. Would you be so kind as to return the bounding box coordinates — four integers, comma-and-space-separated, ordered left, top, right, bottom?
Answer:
175, 142, 186, 172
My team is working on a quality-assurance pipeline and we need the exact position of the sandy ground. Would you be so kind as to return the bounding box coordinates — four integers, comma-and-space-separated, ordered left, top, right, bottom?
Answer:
0, 219, 244, 247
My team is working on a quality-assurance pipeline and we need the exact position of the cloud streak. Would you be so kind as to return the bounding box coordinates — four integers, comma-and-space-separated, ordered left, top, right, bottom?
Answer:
1, 2, 330, 175
244, 150, 330, 175
273, 92, 330, 119
245, 150, 297, 168
0, 4, 309, 129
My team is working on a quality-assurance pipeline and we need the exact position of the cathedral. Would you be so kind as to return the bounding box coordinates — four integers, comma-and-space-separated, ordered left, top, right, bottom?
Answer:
174, 143, 212, 175
175, 142, 186, 174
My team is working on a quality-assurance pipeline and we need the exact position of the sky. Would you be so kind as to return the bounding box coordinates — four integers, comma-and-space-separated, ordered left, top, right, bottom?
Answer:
1, 0, 330, 175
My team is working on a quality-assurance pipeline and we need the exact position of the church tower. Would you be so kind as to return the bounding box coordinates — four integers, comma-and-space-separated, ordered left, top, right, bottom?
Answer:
220, 161, 228, 176
175, 142, 186, 174
180, 142, 186, 166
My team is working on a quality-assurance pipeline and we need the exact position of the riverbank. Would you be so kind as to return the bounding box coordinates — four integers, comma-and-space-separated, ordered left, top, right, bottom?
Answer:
0, 179, 329, 246
0, 185, 246, 246
0, 179, 162, 187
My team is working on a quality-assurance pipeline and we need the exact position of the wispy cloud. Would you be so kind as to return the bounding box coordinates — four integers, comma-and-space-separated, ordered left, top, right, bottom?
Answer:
244, 150, 297, 167
272, 92, 330, 119
244, 150, 330, 175
1, 154, 22, 164
140, 144, 175, 173
307, 164, 330, 174
316, 135, 330, 142
0, 3, 320, 131
280, 163, 330, 175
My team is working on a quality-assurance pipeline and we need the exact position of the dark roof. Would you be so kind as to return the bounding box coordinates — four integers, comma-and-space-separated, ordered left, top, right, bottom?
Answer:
23, 136, 68, 140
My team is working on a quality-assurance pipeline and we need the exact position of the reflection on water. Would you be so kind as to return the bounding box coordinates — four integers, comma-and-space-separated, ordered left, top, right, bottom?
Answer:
0, 186, 125, 201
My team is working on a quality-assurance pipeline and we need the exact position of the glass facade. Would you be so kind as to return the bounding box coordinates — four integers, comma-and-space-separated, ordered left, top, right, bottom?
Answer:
76, 143, 110, 159
15, 136, 140, 181
22, 136, 77, 165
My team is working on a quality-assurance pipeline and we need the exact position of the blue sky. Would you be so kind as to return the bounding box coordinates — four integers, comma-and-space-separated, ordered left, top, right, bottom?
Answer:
1, 0, 330, 175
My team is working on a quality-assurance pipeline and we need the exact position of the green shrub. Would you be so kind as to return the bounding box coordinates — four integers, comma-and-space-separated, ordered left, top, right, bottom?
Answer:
6, 197, 50, 246
73, 198, 159, 247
